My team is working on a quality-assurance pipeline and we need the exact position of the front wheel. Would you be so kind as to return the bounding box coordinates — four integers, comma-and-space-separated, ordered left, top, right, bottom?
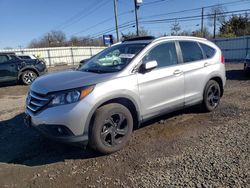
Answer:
112, 60, 119, 65
21, 70, 38, 85
89, 103, 133, 154
202, 80, 221, 112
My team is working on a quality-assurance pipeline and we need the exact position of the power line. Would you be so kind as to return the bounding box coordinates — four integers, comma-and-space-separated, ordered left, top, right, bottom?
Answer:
55, 0, 101, 29
70, 10, 134, 36
88, 8, 250, 40
141, 0, 250, 20
89, 21, 135, 39
142, 0, 173, 6
70, 0, 250, 40
57, 0, 110, 30
140, 9, 250, 24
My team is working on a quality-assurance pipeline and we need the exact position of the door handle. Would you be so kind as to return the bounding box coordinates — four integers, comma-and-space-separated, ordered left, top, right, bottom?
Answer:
173, 70, 183, 75
204, 62, 209, 67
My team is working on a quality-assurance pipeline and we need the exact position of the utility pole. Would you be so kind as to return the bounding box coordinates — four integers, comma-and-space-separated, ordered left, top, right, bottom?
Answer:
114, 0, 119, 42
47, 33, 51, 47
213, 11, 217, 39
201, 7, 204, 37
134, 0, 139, 36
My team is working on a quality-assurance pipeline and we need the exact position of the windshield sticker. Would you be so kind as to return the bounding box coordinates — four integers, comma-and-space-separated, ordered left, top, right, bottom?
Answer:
119, 54, 135, 59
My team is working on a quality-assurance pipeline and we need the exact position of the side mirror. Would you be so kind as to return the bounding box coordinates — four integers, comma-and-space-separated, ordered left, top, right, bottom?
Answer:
145, 60, 158, 70
140, 60, 158, 73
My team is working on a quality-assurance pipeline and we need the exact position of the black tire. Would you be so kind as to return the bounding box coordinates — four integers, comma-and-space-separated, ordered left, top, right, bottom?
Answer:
244, 63, 250, 75
90, 103, 133, 154
202, 80, 221, 112
21, 70, 38, 85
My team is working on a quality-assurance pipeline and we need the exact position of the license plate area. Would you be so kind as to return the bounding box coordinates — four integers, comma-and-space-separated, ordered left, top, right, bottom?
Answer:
24, 114, 31, 127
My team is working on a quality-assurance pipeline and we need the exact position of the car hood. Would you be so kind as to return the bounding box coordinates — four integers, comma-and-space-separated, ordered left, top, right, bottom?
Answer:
20, 59, 39, 66
31, 70, 116, 95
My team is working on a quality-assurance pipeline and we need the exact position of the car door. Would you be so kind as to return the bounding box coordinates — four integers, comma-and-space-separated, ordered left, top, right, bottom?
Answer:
136, 41, 185, 119
177, 41, 208, 106
0, 55, 18, 82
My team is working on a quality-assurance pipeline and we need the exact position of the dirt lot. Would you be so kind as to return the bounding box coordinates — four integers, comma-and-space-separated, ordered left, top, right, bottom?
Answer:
0, 63, 249, 188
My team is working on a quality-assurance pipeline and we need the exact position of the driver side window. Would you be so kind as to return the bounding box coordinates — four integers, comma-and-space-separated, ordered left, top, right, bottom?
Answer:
142, 42, 178, 68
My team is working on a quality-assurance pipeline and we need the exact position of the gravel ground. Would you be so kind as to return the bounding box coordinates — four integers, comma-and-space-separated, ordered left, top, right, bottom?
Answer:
0, 63, 249, 188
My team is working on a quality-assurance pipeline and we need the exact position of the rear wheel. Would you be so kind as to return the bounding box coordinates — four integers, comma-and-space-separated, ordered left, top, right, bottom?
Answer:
21, 70, 38, 85
90, 103, 133, 154
244, 63, 250, 75
202, 80, 221, 112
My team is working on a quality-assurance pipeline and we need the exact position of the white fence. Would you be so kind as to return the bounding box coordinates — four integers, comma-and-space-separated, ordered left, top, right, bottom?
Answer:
1, 36, 249, 65
213, 36, 250, 61
0, 46, 105, 67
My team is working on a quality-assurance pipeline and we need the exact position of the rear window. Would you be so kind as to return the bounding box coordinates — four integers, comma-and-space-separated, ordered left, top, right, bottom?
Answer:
200, 43, 216, 59
179, 41, 203, 63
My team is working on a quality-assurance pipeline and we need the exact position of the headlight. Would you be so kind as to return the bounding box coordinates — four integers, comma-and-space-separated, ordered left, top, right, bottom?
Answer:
49, 86, 94, 106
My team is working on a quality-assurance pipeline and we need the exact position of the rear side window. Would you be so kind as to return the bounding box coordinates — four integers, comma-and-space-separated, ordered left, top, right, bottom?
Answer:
200, 43, 216, 59
143, 42, 178, 68
0, 55, 8, 63
179, 41, 203, 63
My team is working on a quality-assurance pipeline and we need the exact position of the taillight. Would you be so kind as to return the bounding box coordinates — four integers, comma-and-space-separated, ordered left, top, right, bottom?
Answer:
221, 54, 225, 64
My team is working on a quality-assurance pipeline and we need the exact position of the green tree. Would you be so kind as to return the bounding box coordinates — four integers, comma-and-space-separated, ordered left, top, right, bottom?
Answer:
219, 14, 250, 37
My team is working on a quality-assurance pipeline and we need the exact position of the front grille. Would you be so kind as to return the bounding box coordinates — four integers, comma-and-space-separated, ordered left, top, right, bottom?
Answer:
26, 91, 51, 113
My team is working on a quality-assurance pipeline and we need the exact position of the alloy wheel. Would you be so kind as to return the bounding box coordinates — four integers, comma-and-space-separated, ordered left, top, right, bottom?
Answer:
207, 84, 220, 108
100, 113, 128, 147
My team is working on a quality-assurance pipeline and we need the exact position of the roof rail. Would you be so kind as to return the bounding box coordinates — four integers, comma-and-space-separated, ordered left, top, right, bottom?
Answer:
122, 36, 155, 42
153, 36, 208, 42
0, 52, 16, 55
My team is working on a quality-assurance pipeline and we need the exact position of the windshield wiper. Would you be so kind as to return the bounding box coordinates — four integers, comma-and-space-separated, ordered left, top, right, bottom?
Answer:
81, 69, 109, 74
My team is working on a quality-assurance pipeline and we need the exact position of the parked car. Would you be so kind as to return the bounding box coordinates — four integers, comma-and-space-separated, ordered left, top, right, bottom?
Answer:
78, 58, 90, 69
25, 36, 226, 154
98, 50, 121, 66
17, 54, 37, 60
0, 53, 47, 85
244, 54, 250, 74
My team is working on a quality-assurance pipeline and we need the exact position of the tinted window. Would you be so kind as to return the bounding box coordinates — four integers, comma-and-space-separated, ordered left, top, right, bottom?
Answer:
79, 43, 147, 73
19, 56, 31, 59
200, 43, 215, 58
10, 55, 20, 60
0, 55, 8, 63
179, 41, 203, 63
143, 42, 178, 68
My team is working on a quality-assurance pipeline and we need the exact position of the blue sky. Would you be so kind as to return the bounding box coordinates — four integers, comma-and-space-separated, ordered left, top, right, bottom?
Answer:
0, 0, 249, 48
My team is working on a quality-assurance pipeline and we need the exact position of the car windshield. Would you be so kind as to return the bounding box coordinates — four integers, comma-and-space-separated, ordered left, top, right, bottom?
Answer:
79, 43, 147, 73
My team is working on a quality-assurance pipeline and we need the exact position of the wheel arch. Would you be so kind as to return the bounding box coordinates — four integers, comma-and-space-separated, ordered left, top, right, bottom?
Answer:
203, 75, 224, 97
208, 76, 224, 97
84, 96, 141, 138
18, 67, 39, 80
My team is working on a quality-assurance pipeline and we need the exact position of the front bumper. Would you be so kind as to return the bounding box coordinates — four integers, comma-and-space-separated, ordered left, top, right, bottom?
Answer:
24, 114, 88, 145
25, 99, 93, 145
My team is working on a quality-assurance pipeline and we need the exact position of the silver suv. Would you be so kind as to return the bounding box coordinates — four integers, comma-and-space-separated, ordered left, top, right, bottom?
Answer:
25, 36, 226, 154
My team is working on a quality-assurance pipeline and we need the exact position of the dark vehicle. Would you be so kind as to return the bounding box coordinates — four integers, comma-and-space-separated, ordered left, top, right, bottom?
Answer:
0, 53, 47, 85
244, 54, 250, 74
77, 58, 90, 69
17, 54, 37, 60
